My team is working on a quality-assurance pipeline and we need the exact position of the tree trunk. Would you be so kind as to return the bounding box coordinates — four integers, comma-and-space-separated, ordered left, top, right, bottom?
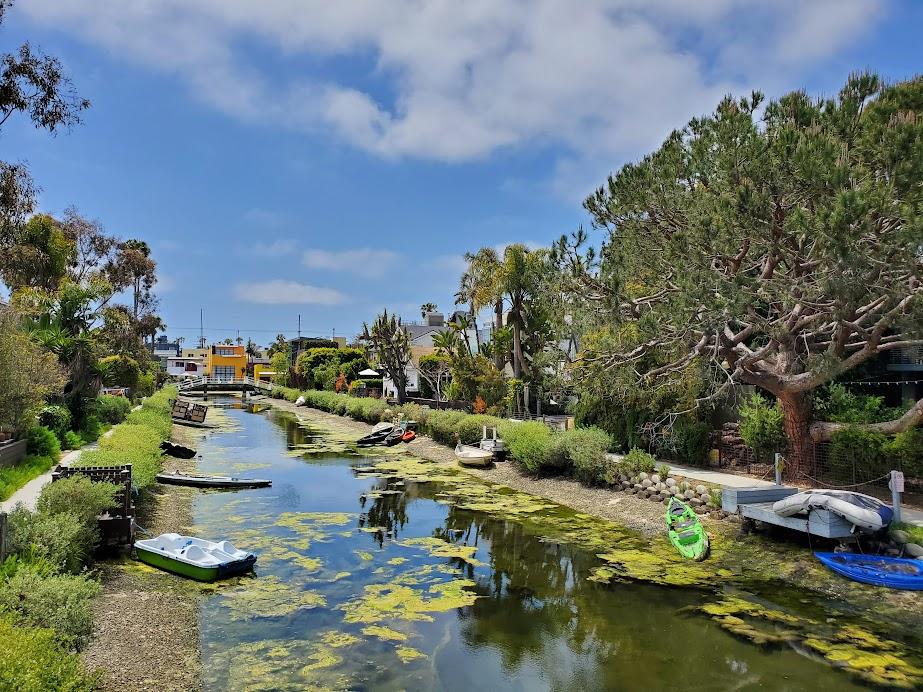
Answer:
778, 391, 814, 480
512, 320, 523, 378
493, 300, 504, 370
471, 303, 481, 353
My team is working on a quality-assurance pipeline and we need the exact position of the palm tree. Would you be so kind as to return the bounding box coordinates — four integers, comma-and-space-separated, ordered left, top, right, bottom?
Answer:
432, 329, 462, 359
420, 302, 437, 319
454, 271, 481, 352
463, 247, 504, 369
245, 338, 260, 358
447, 314, 473, 358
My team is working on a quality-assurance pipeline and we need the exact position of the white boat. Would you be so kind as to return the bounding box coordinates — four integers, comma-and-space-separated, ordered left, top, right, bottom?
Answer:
455, 442, 494, 467
135, 533, 257, 581
772, 489, 893, 532
294, 396, 306, 406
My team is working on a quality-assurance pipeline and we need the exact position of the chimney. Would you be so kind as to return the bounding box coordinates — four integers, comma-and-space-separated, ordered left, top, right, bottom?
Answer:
424, 311, 444, 327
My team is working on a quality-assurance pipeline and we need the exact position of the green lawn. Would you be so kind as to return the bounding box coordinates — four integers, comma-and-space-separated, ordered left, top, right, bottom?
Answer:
0, 454, 56, 502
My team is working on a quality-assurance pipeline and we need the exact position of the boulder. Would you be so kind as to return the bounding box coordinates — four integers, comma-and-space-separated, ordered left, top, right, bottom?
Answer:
651, 474, 661, 484
633, 483, 643, 491
621, 480, 631, 490
639, 472, 649, 481
695, 484, 707, 495
905, 543, 923, 558
691, 498, 704, 507
889, 529, 911, 545
684, 489, 696, 500
665, 478, 677, 487
641, 479, 653, 488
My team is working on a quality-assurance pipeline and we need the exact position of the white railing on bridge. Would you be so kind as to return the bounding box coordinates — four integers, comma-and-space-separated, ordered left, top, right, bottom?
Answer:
177, 376, 273, 392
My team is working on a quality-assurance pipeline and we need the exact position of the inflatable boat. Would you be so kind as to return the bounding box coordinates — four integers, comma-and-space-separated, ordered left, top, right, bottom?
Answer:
772, 489, 893, 532
816, 552, 923, 590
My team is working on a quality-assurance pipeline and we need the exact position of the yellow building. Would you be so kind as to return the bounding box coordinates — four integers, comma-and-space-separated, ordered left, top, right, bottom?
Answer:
207, 344, 247, 379
253, 363, 276, 383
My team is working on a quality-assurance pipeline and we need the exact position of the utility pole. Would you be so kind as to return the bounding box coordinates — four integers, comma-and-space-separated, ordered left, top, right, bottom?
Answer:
199, 308, 206, 348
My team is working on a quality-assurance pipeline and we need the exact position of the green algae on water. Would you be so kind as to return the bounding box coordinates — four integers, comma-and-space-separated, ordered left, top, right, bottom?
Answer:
221, 576, 327, 620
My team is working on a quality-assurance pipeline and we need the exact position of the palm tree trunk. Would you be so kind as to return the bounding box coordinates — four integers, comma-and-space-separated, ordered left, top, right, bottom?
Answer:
470, 301, 481, 352
493, 300, 504, 370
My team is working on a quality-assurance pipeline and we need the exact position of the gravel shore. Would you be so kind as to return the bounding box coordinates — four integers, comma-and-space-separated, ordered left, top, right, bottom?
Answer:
83, 420, 208, 691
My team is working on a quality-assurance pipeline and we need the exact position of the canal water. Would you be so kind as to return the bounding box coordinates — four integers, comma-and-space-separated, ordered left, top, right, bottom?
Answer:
188, 403, 917, 691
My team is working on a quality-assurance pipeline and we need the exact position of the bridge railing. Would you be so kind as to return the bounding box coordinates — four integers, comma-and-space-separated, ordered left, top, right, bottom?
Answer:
177, 376, 273, 392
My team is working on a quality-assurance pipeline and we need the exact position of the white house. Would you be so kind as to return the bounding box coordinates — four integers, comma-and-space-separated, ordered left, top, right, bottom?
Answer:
166, 356, 206, 378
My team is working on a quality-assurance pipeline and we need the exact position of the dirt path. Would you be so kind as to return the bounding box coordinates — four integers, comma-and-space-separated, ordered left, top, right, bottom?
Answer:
83, 420, 210, 692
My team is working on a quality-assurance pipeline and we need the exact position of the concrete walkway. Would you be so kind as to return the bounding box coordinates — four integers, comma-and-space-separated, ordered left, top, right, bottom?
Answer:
0, 430, 113, 513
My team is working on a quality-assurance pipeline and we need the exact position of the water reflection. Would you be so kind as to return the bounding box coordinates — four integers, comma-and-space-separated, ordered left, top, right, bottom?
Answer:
191, 404, 889, 691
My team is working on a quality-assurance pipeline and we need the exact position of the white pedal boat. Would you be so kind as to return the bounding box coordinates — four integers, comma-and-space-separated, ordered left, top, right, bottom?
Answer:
135, 533, 257, 581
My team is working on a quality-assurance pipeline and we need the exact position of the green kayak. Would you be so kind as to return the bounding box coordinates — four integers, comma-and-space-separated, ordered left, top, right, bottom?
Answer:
666, 497, 709, 561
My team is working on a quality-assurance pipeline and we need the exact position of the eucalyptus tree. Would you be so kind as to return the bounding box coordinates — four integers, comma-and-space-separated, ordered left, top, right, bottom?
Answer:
557, 73, 923, 476
362, 310, 412, 403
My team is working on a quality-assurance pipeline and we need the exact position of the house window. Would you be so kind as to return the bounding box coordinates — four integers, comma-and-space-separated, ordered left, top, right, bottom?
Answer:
213, 365, 235, 379
185, 362, 197, 372
215, 347, 235, 356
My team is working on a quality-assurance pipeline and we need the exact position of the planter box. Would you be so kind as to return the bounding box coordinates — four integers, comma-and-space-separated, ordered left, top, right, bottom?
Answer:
0, 439, 27, 469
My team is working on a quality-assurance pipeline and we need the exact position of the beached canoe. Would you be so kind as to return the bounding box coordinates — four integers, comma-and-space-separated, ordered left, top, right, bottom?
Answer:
455, 442, 493, 467
666, 497, 709, 561
135, 533, 256, 581
155, 471, 271, 488
356, 423, 393, 446
815, 552, 923, 590
160, 441, 197, 459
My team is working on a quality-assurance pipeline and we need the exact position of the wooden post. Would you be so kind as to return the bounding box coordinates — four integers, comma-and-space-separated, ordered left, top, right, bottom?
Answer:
0, 512, 8, 562
890, 470, 904, 524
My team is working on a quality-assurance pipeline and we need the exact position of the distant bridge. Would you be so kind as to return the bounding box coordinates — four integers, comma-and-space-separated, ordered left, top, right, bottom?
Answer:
177, 376, 274, 394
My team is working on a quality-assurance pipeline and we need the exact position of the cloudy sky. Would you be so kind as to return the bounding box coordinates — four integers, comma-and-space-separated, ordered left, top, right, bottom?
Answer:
2, 0, 920, 345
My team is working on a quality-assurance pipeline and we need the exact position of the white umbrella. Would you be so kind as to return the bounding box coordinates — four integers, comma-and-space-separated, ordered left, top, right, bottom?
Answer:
358, 368, 380, 377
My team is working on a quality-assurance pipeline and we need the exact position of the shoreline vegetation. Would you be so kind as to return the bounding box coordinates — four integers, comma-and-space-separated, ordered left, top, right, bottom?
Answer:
264, 389, 923, 629
0, 388, 175, 692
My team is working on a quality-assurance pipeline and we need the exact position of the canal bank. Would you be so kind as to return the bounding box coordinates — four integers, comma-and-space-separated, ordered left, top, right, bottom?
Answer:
265, 397, 923, 633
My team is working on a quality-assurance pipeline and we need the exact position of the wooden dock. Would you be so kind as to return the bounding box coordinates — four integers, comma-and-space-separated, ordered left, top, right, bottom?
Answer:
722, 486, 857, 539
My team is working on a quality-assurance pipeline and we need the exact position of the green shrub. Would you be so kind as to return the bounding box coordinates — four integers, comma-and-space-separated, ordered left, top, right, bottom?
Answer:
0, 567, 100, 649
99, 354, 141, 391
0, 616, 98, 690
60, 430, 83, 450
93, 395, 131, 424
554, 427, 613, 483
311, 362, 340, 391
828, 427, 890, 479
7, 508, 97, 574
79, 415, 103, 442
425, 410, 469, 445
672, 417, 710, 466
655, 463, 671, 479
0, 455, 56, 502
572, 396, 646, 451
75, 387, 173, 491
26, 425, 61, 459
622, 447, 657, 476
739, 394, 785, 462
815, 383, 907, 424
345, 397, 388, 423
395, 402, 428, 428
454, 414, 505, 445
37, 476, 120, 528
497, 421, 555, 473
38, 405, 72, 439
882, 429, 923, 477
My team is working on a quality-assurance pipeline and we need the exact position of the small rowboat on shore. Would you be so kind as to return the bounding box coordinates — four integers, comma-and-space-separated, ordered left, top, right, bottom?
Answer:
155, 471, 271, 489
455, 442, 493, 467
815, 552, 923, 590
135, 533, 256, 581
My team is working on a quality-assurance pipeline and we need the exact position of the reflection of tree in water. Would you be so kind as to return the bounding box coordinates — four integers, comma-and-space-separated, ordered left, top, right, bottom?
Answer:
444, 507, 621, 682
359, 479, 409, 543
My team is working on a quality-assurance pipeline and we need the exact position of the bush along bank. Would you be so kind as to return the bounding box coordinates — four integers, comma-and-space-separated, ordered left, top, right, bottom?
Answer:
270, 388, 721, 501
0, 395, 135, 503
74, 386, 175, 491
0, 386, 175, 690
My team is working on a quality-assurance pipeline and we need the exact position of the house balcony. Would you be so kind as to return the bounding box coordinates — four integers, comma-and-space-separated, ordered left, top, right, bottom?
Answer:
887, 345, 923, 372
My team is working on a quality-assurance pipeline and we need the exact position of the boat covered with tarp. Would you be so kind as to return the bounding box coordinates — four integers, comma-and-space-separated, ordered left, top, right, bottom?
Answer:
773, 490, 893, 532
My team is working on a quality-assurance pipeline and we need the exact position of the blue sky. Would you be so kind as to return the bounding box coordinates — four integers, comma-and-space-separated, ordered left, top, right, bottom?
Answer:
1, 1, 921, 347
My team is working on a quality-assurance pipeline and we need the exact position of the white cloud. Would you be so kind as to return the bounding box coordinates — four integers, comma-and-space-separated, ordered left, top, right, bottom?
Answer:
302, 248, 398, 277
233, 280, 345, 305
17, 0, 883, 191
249, 239, 297, 257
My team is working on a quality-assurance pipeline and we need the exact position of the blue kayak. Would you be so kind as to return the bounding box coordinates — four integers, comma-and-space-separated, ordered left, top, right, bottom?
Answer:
815, 552, 923, 590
